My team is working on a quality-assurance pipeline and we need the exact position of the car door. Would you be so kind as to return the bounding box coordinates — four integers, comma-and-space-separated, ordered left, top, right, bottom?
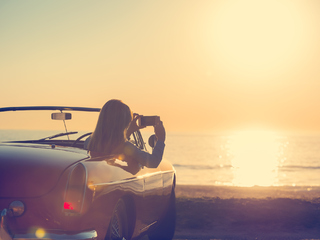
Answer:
131, 131, 164, 232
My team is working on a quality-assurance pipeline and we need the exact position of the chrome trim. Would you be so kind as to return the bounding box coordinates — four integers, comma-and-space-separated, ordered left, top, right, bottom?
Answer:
0, 106, 100, 113
88, 176, 141, 188
88, 170, 175, 188
160, 170, 176, 175
1, 209, 97, 240
63, 163, 88, 214
13, 230, 97, 240
79, 162, 88, 213
140, 221, 157, 232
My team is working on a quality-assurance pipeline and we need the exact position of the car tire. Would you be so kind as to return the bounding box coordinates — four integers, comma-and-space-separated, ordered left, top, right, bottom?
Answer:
105, 199, 129, 240
148, 189, 176, 240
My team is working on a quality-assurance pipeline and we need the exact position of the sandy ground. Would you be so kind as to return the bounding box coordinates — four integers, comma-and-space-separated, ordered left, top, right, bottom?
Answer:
171, 185, 320, 240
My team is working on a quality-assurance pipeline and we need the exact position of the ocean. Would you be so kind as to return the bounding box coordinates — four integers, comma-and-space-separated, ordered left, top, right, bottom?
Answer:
1, 130, 320, 187
163, 132, 320, 187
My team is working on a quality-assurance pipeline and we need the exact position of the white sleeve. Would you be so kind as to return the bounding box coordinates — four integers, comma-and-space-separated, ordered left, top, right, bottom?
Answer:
124, 141, 165, 168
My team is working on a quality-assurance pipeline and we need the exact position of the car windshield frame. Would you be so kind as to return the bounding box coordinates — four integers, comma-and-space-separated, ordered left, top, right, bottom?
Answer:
0, 106, 146, 151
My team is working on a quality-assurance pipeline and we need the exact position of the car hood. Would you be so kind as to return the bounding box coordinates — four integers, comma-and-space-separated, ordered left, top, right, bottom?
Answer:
0, 143, 89, 198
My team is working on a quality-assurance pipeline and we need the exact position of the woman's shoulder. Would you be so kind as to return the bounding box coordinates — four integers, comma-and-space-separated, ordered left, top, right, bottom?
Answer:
122, 141, 139, 154
104, 141, 138, 157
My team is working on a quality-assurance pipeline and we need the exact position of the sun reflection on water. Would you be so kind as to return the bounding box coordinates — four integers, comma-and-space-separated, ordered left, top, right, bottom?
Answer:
228, 130, 282, 187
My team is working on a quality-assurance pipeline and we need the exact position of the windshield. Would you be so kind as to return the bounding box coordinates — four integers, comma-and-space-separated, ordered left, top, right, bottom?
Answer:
0, 107, 147, 151
0, 108, 100, 142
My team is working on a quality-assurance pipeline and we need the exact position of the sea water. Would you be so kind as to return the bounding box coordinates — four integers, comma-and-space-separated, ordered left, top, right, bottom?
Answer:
1, 130, 320, 187
163, 132, 320, 187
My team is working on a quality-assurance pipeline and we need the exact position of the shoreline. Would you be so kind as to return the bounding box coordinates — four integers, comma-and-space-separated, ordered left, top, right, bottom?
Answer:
176, 184, 320, 201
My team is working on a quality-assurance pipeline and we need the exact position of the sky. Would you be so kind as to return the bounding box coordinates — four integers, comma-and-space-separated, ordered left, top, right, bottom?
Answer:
1, 0, 320, 134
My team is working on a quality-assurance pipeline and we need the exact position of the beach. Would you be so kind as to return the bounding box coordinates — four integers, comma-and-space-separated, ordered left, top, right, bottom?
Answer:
173, 185, 320, 240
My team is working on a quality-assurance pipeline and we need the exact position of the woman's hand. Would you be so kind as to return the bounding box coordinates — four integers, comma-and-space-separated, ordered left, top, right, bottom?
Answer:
126, 113, 145, 139
154, 118, 166, 142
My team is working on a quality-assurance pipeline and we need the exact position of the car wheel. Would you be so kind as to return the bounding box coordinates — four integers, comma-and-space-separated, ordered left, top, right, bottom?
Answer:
148, 189, 176, 240
105, 199, 129, 240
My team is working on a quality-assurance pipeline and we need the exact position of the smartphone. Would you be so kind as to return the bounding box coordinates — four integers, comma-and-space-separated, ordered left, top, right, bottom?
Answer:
138, 116, 159, 127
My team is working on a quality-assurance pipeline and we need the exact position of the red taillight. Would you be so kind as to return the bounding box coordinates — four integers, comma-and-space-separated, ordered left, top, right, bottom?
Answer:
63, 202, 74, 210
63, 163, 86, 215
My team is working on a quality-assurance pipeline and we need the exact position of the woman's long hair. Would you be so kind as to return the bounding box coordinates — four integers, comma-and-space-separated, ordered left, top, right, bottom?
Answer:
88, 99, 132, 154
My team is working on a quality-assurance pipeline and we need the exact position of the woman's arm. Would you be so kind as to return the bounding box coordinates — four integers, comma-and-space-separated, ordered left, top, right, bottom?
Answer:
124, 114, 166, 168
123, 140, 165, 168
124, 119, 166, 168
126, 113, 145, 139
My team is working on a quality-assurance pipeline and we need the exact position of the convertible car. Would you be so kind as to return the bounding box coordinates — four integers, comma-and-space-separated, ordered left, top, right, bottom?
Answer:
0, 106, 176, 240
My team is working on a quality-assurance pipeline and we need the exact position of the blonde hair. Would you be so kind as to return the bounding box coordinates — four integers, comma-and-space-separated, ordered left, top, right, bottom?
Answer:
88, 99, 132, 154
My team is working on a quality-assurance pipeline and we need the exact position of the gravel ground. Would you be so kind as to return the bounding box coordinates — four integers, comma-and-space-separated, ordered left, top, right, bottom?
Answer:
140, 185, 320, 240
173, 185, 320, 240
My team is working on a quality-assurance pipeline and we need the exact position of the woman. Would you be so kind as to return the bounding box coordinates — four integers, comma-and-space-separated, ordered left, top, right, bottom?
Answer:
88, 99, 166, 168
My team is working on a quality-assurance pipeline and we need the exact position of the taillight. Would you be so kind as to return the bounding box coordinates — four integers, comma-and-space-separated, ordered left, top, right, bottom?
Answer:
63, 163, 87, 216
63, 202, 74, 210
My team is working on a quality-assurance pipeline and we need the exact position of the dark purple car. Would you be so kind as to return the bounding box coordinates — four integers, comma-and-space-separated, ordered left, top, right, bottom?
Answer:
0, 106, 176, 240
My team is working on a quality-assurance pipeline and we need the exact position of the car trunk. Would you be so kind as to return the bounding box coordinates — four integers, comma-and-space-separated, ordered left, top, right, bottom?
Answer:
0, 144, 89, 198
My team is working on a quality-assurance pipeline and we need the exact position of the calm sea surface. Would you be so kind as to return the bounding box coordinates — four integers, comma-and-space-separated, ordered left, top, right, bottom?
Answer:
164, 132, 320, 187
1, 130, 320, 187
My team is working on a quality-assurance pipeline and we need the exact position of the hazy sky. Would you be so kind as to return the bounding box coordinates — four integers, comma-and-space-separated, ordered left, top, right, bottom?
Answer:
1, 0, 320, 133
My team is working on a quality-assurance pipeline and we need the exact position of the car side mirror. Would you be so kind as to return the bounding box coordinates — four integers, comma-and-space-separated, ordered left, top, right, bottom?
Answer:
148, 134, 158, 148
51, 113, 72, 120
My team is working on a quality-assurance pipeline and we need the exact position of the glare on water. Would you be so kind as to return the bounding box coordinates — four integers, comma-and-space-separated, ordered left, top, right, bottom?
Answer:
228, 130, 281, 187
